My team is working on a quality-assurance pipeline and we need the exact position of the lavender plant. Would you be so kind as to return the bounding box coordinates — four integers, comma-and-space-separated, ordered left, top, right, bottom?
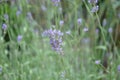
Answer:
43, 28, 64, 55
2, 23, 7, 30
17, 35, 23, 42
0, 0, 120, 80
51, 0, 60, 6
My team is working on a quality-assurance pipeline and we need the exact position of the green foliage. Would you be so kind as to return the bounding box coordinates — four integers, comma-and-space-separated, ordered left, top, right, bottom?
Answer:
0, 0, 120, 80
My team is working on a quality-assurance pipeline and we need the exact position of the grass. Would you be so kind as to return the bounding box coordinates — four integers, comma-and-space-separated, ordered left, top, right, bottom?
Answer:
0, 0, 120, 80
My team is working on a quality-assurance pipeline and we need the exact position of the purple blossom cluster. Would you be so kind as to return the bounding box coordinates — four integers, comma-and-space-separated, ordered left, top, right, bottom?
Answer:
4, 14, 9, 20
51, 0, 60, 6
77, 18, 82, 25
59, 20, 64, 26
88, 0, 98, 4
17, 35, 23, 42
88, 0, 99, 13
2, 23, 7, 30
16, 10, 22, 16
91, 5, 99, 13
117, 65, 120, 72
108, 27, 113, 33
43, 28, 63, 54
95, 60, 100, 64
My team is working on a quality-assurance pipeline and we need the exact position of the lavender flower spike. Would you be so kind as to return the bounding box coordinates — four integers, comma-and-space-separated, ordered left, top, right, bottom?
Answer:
2, 23, 7, 30
59, 20, 64, 26
91, 5, 99, 13
17, 35, 23, 42
77, 18, 82, 25
51, 0, 60, 6
43, 28, 64, 55
108, 27, 113, 33
95, 60, 100, 64
117, 65, 120, 72
4, 14, 9, 20
88, 0, 98, 4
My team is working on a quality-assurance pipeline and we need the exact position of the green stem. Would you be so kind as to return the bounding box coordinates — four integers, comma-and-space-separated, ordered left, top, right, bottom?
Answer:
95, 13, 106, 45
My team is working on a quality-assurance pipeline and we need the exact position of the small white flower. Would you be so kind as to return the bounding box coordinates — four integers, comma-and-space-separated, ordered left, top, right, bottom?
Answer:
83, 27, 89, 32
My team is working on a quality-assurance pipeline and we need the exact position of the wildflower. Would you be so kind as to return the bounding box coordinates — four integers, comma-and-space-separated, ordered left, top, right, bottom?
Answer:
4, 14, 9, 20
95, 28, 99, 34
27, 12, 33, 20
102, 18, 107, 26
16, 10, 21, 16
17, 35, 23, 42
91, 5, 99, 13
43, 28, 63, 54
77, 18, 82, 25
83, 27, 89, 32
59, 20, 64, 26
117, 65, 120, 72
60, 71, 66, 78
2, 23, 7, 30
95, 60, 100, 64
51, 0, 60, 6
108, 27, 113, 33
88, 0, 98, 4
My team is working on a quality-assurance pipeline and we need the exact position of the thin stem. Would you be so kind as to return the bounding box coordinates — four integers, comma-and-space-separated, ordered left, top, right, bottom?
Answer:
95, 13, 106, 45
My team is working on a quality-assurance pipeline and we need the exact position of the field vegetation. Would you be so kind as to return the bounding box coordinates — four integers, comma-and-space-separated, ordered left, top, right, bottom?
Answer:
0, 0, 120, 80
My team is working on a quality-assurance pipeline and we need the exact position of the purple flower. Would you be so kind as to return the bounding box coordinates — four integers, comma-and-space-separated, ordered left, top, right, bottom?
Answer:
102, 18, 107, 26
77, 18, 82, 25
43, 28, 63, 54
96, 28, 99, 34
88, 0, 98, 4
27, 12, 33, 20
51, 0, 60, 6
59, 20, 64, 26
2, 23, 7, 30
117, 65, 120, 72
95, 60, 100, 64
16, 10, 21, 16
4, 14, 9, 20
108, 27, 113, 33
17, 35, 23, 42
60, 71, 66, 78
51, 0, 60, 2
91, 5, 99, 13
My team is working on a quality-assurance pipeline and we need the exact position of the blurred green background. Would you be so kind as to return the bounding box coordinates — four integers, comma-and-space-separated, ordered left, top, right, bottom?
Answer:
0, 0, 120, 80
